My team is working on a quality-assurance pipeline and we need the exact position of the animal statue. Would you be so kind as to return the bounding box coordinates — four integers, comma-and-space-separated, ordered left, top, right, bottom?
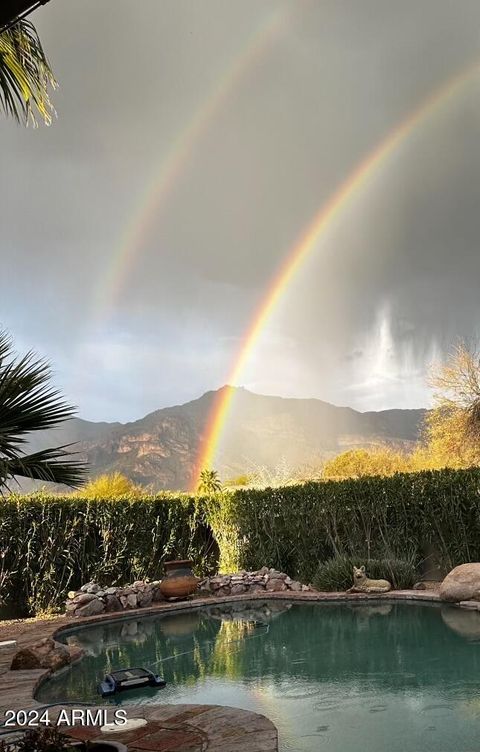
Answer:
347, 565, 392, 593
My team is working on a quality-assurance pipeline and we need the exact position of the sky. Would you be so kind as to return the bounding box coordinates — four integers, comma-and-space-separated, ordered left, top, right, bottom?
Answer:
2, 0, 480, 421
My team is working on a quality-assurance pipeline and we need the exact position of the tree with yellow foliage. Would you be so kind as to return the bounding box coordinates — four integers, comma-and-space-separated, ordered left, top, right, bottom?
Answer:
322, 446, 410, 480
412, 342, 480, 470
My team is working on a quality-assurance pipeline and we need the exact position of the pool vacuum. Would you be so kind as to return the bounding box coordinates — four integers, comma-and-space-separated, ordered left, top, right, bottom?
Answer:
98, 667, 166, 697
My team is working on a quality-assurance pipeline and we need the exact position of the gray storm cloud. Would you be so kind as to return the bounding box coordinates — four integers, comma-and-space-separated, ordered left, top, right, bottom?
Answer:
1, 0, 480, 420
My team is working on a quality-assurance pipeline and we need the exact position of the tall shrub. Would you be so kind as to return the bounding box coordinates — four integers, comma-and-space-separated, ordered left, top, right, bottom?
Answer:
207, 469, 480, 582
0, 493, 217, 613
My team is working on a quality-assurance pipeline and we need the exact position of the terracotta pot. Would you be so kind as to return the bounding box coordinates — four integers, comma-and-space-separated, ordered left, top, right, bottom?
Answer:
159, 559, 199, 600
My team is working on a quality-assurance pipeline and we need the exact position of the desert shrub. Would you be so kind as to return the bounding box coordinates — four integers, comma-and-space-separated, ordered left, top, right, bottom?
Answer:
223, 474, 252, 487
322, 446, 411, 479
79, 472, 142, 498
313, 556, 417, 592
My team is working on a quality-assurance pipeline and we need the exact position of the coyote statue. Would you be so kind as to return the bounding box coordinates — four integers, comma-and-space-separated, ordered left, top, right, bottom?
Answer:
347, 565, 392, 593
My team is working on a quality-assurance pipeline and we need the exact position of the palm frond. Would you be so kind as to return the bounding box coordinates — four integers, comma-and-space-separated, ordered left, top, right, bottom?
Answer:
0, 329, 88, 489
0, 18, 56, 126
5, 445, 87, 488
0, 345, 76, 456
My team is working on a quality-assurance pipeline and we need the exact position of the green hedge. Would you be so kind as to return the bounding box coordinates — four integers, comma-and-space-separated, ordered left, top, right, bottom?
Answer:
0, 494, 217, 614
3, 467, 480, 614
207, 468, 480, 581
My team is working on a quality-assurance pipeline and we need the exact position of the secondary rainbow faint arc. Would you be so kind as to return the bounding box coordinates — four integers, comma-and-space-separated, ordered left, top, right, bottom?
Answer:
192, 58, 480, 490
91, 4, 295, 323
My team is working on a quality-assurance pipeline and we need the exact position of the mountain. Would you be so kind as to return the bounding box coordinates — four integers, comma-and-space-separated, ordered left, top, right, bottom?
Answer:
24, 387, 426, 491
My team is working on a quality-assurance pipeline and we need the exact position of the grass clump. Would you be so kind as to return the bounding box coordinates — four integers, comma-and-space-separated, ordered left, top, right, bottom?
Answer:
79, 472, 142, 499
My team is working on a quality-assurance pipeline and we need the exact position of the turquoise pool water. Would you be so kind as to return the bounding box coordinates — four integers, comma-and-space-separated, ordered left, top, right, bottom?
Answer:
37, 600, 480, 751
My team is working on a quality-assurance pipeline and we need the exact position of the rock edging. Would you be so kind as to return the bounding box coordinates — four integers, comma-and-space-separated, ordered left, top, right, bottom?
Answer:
65, 569, 314, 617
199, 567, 314, 596
65, 580, 165, 618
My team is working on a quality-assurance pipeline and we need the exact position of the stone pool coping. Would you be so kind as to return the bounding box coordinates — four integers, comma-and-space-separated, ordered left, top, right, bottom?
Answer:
0, 588, 478, 751
10, 703, 279, 752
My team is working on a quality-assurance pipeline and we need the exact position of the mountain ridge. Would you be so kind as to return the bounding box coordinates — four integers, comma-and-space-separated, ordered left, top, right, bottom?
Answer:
27, 386, 426, 491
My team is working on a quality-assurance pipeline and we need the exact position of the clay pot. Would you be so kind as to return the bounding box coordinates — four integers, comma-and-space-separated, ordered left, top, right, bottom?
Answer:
159, 559, 199, 600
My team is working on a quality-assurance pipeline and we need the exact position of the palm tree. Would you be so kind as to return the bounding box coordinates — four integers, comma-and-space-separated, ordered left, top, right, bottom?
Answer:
0, 18, 56, 126
197, 469, 222, 495
0, 330, 86, 490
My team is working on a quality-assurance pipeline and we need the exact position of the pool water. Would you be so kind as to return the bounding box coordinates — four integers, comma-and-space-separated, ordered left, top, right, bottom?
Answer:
37, 600, 480, 752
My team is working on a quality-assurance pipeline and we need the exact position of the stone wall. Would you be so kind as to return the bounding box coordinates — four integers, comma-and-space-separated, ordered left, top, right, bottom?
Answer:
65, 569, 313, 618
199, 567, 313, 596
66, 580, 164, 618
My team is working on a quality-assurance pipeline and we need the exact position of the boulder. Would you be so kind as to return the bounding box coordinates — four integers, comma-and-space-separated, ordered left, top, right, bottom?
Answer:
249, 584, 266, 594
265, 579, 282, 591
75, 597, 105, 618
231, 583, 246, 595
126, 593, 137, 609
152, 587, 165, 602
11, 638, 71, 671
72, 592, 97, 607
105, 594, 122, 612
80, 581, 98, 593
138, 590, 153, 608
439, 563, 480, 602
269, 572, 287, 580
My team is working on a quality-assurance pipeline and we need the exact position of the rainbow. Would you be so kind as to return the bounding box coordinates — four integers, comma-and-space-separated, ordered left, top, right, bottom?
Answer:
191, 58, 480, 490
90, 4, 296, 324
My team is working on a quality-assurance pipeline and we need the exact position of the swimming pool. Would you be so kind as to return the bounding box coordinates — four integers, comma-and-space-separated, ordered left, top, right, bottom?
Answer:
37, 599, 480, 752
